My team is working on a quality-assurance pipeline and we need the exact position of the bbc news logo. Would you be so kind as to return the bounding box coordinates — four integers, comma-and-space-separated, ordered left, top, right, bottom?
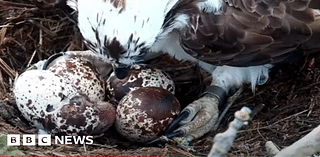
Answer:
7, 134, 93, 146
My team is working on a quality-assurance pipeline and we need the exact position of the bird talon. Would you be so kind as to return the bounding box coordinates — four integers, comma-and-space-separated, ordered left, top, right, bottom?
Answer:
147, 130, 184, 145
160, 135, 170, 142
165, 110, 190, 134
42, 52, 64, 70
148, 135, 170, 145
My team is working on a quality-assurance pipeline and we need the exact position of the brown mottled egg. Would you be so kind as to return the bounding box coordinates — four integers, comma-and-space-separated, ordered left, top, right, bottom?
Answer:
47, 55, 105, 101
91, 101, 117, 135
106, 64, 175, 101
13, 53, 114, 136
44, 95, 116, 136
115, 87, 180, 143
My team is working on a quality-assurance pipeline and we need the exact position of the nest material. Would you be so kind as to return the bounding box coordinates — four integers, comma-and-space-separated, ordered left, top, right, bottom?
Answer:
0, 0, 320, 156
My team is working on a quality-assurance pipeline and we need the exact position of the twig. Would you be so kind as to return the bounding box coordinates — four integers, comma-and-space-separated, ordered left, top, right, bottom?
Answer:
298, 81, 320, 91
39, 25, 43, 47
0, 24, 14, 28
51, 152, 66, 156
167, 145, 196, 157
307, 98, 316, 117
27, 20, 57, 37
87, 143, 117, 149
27, 50, 37, 68
257, 122, 267, 142
162, 146, 169, 156
0, 27, 7, 45
239, 109, 309, 133
213, 87, 244, 131
0, 58, 16, 79
0, 1, 35, 8
83, 143, 87, 155
265, 109, 309, 126
0, 71, 7, 96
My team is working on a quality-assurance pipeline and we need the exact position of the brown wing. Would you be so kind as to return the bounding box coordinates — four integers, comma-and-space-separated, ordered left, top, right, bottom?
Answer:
180, 0, 320, 66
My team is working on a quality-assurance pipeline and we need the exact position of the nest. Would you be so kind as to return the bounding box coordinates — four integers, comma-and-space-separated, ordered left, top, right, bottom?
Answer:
0, 0, 320, 156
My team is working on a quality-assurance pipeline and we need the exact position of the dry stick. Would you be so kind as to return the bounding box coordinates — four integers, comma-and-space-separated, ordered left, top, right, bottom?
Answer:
257, 122, 268, 142
83, 143, 87, 156
162, 146, 169, 156
0, 24, 13, 28
213, 87, 244, 131
1, 25, 26, 51
0, 27, 6, 44
167, 145, 196, 157
87, 143, 117, 149
275, 124, 320, 157
28, 20, 57, 37
307, 99, 316, 117
0, 58, 16, 79
0, 1, 35, 8
27, 26, 43, 67
27, 50, 37, 68
269, 109, 308, 125
0, 70, 7, 95
51, 152, 67, 156
238, 109, 309, 133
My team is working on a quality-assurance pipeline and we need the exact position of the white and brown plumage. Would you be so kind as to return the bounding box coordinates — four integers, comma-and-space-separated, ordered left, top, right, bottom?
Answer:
69, 0, 320, 146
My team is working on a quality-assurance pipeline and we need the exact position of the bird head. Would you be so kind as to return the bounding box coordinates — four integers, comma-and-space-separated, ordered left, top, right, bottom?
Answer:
76, 0, 168, 79
86, 36, 149, 79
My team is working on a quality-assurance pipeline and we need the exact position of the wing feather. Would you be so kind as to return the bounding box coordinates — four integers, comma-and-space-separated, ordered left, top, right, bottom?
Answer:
288, 0, 311, 11
178, 0, 319, 66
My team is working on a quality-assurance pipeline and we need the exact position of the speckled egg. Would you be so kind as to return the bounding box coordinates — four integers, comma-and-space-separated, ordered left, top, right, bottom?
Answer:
47, 54, 105, 101
44, 95, 116, 136
106, 64, 175, 101
14, 70, 76, 124
115, 87, 180, 143
91, 101, 117, 135
13, 53, 115, 136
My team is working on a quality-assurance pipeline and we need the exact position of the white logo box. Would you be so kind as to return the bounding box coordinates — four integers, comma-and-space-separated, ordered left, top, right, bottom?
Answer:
7, 134, 51, 146
7, 134, 93, 146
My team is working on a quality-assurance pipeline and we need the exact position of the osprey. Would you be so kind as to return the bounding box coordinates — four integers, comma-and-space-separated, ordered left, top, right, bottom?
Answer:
68, 0, 320, 146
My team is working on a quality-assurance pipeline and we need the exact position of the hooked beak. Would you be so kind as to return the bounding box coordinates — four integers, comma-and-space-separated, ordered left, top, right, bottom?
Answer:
42, 52, 64, 70
114, 66, 130, 79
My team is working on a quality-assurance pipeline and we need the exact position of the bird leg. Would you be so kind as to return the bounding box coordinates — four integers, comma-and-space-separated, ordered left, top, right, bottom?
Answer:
150, 65, 271, 151
148, 85, 223, 148
168, 86, 243, 152
212, 86, 244, 131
